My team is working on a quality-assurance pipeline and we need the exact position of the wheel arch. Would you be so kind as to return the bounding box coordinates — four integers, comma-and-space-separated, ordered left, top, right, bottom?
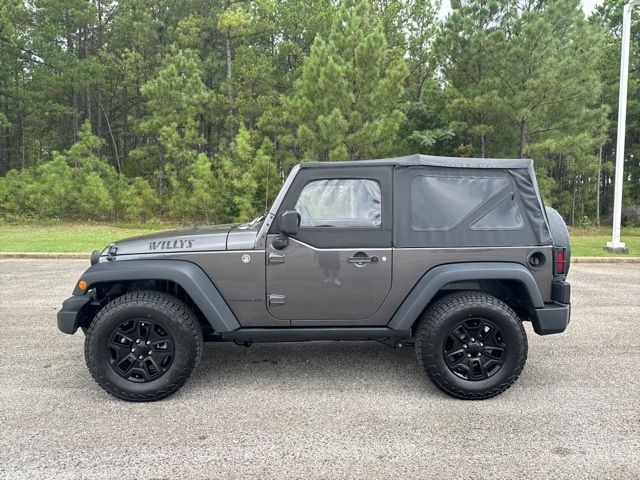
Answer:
388, 262, 544, 332
74, 259, 240, 333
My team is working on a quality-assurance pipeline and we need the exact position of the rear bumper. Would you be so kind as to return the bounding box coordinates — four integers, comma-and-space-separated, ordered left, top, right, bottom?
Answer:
57, 294, 93, 334
532, 301, 571, 335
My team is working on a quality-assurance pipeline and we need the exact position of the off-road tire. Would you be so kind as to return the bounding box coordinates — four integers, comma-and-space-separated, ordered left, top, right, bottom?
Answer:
85, 290, 203, 401
415, 291, 527, 400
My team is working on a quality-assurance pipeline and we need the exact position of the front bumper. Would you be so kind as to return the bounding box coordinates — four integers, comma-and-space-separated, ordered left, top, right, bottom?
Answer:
57, 294, 93, 334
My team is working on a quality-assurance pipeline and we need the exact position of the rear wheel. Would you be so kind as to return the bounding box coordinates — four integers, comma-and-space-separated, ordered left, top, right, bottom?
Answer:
415, 291, 527, 400
85, 290, 203, 401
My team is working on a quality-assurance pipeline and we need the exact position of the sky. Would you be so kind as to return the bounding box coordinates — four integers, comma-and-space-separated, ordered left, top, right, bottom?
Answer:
438, 0, 604, 19
581, 0, 605, 14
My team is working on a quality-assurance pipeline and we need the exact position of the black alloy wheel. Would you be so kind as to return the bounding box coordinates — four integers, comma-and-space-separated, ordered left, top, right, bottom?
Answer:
107, 318, 175, 383
442, 318, 507, 381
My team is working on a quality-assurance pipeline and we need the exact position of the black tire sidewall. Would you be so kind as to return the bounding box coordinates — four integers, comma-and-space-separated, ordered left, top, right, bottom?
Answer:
421, 298, 527, 397
86, 295, 200, 400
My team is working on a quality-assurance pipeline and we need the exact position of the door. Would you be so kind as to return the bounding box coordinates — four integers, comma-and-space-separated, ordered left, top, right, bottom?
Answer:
266, 167, 393, 323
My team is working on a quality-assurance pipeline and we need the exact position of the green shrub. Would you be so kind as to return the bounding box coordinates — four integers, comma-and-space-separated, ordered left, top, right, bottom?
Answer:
121, 177, 159, 222
577, 215, 594, 229
622, 205, 640, 227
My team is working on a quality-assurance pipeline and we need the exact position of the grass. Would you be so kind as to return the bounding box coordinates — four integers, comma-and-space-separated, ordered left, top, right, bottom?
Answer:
568, 227, 640, 257
0, 223, 181, 253
0, 222, 639, 256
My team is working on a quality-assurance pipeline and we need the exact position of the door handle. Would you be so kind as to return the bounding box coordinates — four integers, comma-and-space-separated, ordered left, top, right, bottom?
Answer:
347, 254, 378, 264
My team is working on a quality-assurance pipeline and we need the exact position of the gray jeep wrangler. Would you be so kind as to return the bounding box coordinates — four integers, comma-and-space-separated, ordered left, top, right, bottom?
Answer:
58, 155, 571, 401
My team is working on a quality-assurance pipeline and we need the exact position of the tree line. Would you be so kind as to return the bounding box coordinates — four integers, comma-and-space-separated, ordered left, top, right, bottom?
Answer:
0, 0, 638, 226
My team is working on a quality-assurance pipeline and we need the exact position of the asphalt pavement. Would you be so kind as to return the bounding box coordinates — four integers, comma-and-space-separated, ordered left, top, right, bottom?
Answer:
0, 259, 638, 479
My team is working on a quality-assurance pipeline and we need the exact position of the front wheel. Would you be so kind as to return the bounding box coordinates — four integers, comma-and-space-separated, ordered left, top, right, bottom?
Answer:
85, 290, 203, 401
415, 292, 528, 400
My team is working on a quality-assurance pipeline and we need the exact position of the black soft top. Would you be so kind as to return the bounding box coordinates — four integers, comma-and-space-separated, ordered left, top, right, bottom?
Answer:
299, 154, 552, 247
300, 154, 533, 170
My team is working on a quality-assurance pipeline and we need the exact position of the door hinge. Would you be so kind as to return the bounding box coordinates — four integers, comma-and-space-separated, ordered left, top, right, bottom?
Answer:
268, 252, 285, 265
268, 294, 286, 306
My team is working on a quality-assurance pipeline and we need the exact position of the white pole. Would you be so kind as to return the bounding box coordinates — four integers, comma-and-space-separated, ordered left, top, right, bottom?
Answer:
608, 0, 639, 252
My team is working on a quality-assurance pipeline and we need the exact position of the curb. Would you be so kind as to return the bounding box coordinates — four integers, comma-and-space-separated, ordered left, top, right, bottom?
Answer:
0, 252, 90, 259
572, 256, 640, 263
1, 252, 639, 263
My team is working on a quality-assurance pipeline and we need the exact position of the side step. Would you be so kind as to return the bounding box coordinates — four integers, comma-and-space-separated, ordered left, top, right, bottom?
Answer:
211, 327, 412, 344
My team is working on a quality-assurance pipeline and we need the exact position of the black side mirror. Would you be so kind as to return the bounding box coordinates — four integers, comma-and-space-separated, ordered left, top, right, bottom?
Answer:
280, 210, 299, 235
272, 210, 299, 250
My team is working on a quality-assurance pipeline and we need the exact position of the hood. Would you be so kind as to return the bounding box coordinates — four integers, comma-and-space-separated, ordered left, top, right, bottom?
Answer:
103, 223, 262, 257
106, 225, 234, 257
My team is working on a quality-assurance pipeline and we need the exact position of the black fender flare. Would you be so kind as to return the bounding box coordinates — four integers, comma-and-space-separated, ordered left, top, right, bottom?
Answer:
387, 262, 544, 331
74, 259, 240, 333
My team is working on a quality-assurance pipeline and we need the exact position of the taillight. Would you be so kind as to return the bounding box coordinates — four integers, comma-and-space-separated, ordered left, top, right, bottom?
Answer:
553, 247, 567, 275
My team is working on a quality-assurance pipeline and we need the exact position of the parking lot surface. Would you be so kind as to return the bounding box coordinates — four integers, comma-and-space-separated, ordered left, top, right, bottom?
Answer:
0, 260, 638, 479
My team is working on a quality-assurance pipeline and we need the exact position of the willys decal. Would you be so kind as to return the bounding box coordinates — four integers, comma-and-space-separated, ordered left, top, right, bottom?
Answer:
149, 239, 194, 251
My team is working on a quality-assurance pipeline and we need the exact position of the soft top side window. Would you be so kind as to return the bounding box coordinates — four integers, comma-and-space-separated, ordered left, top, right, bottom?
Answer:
294, 179, 381, 228
410, 175, 509, 231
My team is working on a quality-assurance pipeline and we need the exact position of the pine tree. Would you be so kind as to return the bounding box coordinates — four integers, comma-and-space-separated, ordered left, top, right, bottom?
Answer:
284, 0, 407, 163
133, 44, 211, 203
434, 0, 508, 157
